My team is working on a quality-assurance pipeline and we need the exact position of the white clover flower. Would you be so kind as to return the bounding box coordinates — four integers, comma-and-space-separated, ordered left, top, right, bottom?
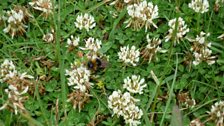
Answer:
3, 86, 28, 115
83, 37, 102, 52
165, 17, 189, 45
67, 35, 80, 47
189, 32, 216, 66
123, 105, 143, 126
142, 35, 167, 62
1, 78, 30, 115
0, 59, 34, 115
193, 48, 215, 65
139, 1, 159, 30
108, 90, 124, 116
188, 0, 209, 13
185, 99, 196, 109
19, 72, 34, 80
177, 92, 196, 109
127, 3, 142, 19
216, 0, 224, 4
192, 52, 202, 66
9, 84, 29, 96
108, 91, 143, 126
7, 10, 24, 23
216, 0, 224, 7
122, 92, 140, 105
123, 75, 146, 94
126, 0, 159, 31
0, 59, 17, 83
194, 32, 210, 44
29, 0, 53, 17
146, 37, 167, 54
202, 48, 215, 65
67, 90, 91, 112
43, 31, 54, 43
3, 9, 27, 38
190, 32, 211, 51
0, 59, 34, 83
124, 0, 132, 3
110, 0, 133, 6
118, 45, 140, 66
75, 13, 96, 31
208, 101, 224, 126
65, 65, 92, 92
189, 119, 204, 126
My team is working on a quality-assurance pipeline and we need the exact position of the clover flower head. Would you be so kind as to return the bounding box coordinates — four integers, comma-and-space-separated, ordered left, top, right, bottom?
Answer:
108, 90, 124, 116
3, 8, 28, 38
123, 105, 143, 126
0, 60, 34, 115
208, 101, 224, 126
75, 13, 96, 31
110, 0, 139, 10
165, 17, 189, 45
0, 59, 17, 83
189, 31, 216, 66
67, 35, 80, 47
1, 85, 28, 115
216, 0, 224, 4
65, 64, 92, 92
142, 35, 167, 62
195, 32, 210, 44
146, 35, 162, 50
108, 90, 143, 126
215, 0, 224, 9
124, 0, 132, 3
177, 92, 196, 109
122, 92, 140, 105
118, 45, 140, 66
188, 0, 209, 13
112, 0, 133, 4
43, 29, 54, 43
43, 32, 54, 42
123, 75, 146, 94
189, 119, 204, 126
29, 0, 53, 17
126, 0, 159, 31
83, 37, 102, 52
67, 90, 91, 112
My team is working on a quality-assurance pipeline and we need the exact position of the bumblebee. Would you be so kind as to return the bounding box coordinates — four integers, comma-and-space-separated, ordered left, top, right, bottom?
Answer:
87, 57, 107, 72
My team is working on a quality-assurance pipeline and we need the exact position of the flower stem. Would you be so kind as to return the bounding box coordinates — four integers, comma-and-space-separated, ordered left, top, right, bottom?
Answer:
197, 13, 201, 33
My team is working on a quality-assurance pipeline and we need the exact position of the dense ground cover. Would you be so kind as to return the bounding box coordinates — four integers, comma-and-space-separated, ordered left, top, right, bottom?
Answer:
0, 0, 224, 126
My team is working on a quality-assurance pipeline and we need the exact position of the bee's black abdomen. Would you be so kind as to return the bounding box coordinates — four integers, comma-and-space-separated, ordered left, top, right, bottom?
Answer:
96, 58, 102, 66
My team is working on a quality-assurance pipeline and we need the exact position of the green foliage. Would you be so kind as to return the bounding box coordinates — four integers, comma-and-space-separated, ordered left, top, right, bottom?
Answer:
0, 0, 224, 126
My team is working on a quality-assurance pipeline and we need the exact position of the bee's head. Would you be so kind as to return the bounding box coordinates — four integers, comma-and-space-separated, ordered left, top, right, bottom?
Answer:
87, 61, 94, 69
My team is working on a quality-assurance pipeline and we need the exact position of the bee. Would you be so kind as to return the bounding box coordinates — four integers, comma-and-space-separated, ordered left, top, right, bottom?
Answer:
87, 57, 108, 72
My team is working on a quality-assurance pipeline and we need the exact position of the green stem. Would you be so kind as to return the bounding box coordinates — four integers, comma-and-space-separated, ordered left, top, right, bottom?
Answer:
35, 81, 50, 125
54, 0, 67, 124
197, 13, 201, 33
160, 53, 178, 125
85, 0, 110, 13
148, 22, 174, 123
207, 11, 213, 32
31, 17, 44, 36
184, 98, 217, 117
20, 112, 44, 126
